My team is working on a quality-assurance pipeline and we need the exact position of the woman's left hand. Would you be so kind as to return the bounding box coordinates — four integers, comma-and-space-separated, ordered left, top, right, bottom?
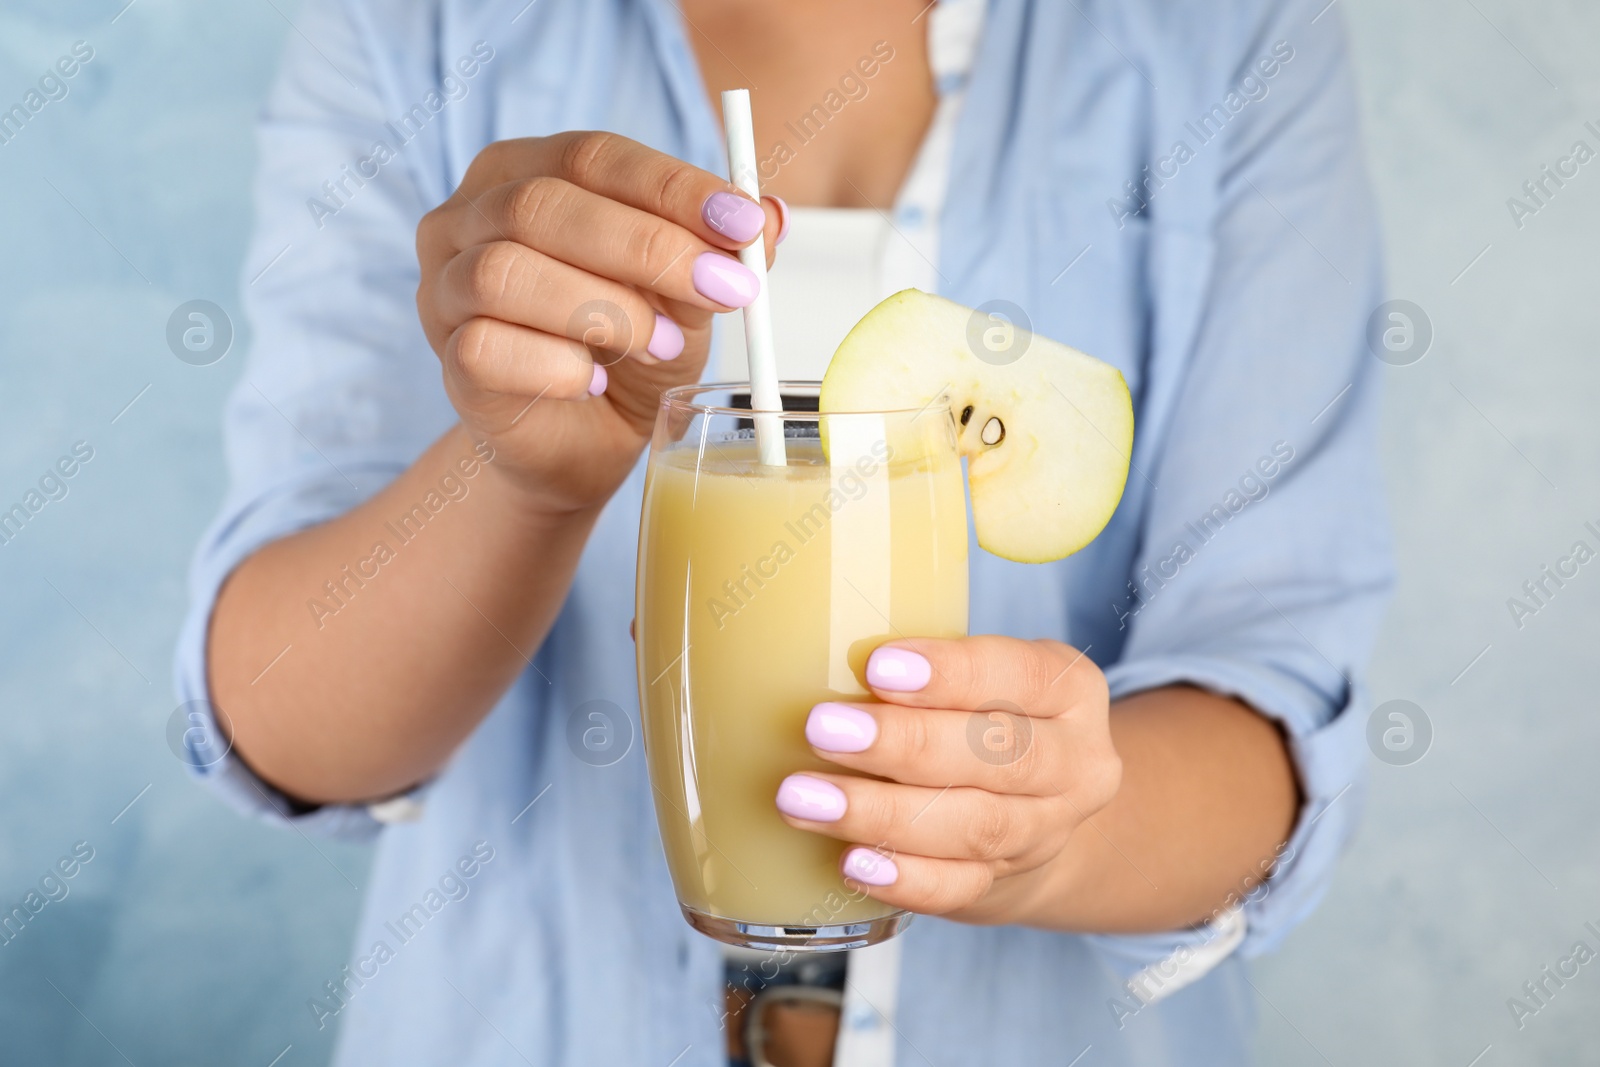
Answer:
775, 636, 1122, 924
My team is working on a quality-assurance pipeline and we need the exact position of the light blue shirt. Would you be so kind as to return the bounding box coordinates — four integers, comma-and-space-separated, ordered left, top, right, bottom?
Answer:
174, 0, 1394, 1063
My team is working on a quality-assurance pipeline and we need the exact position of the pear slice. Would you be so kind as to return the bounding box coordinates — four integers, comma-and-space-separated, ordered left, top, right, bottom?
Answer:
819, 289, 1132, 563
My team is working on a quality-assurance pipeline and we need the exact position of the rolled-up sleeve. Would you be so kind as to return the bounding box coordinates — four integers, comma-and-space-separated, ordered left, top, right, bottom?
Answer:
172, 0, 454, 839
1088, 0, 1394, 977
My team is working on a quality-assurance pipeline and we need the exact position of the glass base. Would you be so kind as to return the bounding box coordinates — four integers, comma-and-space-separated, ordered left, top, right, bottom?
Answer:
682, 904, 912, 953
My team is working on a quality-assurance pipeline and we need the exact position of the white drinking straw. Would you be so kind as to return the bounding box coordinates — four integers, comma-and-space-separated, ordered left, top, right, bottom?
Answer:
720, 89, 786, 467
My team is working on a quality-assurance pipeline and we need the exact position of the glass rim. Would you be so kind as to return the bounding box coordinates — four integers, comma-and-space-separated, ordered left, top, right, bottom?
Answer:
658, 380, 951, 420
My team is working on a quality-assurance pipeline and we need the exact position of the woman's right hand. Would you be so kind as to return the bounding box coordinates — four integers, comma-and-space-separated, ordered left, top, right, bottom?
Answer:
416, 131, 783, 516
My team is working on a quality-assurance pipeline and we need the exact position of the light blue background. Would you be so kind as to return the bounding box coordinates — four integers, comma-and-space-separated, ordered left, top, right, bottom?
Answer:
0, 1, 1595, 1064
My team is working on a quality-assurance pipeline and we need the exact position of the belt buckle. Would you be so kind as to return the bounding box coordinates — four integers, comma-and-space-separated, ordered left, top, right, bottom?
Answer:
744, 984, 844, 1067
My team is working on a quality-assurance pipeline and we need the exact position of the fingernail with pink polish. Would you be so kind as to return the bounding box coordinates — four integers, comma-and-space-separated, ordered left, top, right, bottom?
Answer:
693, 253, 760, 308
806, 703, 877, 753
866, 647, 930, 692
648, 313, 684, 361
702, 191, 767, 243
588, 362, 607, 396
842, 847, 898, 886
767, 195, 790, 245
776, 774, 847, 823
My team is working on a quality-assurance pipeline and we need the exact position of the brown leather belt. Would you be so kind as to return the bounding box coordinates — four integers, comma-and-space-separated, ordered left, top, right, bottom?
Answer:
725, 982, 842, 1067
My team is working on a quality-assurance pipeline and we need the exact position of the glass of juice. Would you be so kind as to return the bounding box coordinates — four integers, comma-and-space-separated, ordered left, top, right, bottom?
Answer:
635, 381, 969, 953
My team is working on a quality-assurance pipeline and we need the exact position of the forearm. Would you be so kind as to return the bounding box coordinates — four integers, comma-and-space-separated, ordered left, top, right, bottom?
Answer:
1013, 686, 1300, 933
207, 422, 602, 805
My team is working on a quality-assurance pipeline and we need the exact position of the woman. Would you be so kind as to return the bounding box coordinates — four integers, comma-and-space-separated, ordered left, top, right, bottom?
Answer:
177, 0, 1392, 1063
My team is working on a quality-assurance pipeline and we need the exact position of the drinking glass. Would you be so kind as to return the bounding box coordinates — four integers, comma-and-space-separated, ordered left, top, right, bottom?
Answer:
635, 381, 969, 952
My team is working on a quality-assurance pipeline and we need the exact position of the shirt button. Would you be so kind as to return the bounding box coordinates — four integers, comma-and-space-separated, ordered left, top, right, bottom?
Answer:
898, 204, 926, 228
848, 1003, 879, 1030
937, 71, 965, 96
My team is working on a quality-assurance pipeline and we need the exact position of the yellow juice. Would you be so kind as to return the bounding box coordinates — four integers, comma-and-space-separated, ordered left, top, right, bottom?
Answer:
636, 428, 968, 930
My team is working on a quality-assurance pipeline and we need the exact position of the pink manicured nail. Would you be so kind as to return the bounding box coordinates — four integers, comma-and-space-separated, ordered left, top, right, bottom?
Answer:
693, 253, 760, 308
806, 703, 877, 753
767, 195, 790, 245
588, 362, 607, 396
866, 647, 930, 692
648, 314, 684, 361
842, 848, 898, 887
702, 190, 766, 242
776, 774, 847, 823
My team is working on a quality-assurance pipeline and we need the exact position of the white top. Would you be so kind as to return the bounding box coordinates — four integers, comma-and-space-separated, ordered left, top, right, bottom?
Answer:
712, 4, 971, 1065
706, 0, 983, 387
709, 5, 983, 1061
710, 205, 907, 1065
709, 207, 898, 383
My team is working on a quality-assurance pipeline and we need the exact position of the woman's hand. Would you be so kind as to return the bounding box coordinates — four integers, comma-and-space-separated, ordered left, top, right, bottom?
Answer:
775, 636, 1122, 925
415, 131, 783, 516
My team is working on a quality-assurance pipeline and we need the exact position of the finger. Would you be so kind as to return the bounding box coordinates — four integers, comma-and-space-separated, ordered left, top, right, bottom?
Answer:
803, 700, 1064, 795
440, 178, 762, 316
434, 240, 698, 365
838, 847, 993, 916
775, 773, 1068, 867
862, 636, 1107, 717
461, 132, 770, 251
760, 195, 786, 268
442, 318, 602, 404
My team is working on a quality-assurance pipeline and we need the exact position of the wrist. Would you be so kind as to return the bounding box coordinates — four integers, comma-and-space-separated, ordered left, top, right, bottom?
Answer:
462, 427, 616, 528
477, 453, 608, 531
